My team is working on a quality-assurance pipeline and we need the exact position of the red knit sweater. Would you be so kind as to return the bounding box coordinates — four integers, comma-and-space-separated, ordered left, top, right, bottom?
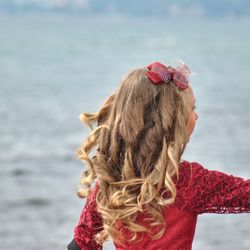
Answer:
71, 161, 250, 250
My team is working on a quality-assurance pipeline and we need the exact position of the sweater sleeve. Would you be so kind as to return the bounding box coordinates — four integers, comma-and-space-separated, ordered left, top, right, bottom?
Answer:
72, 182, 103, 250
188, 162, 250, 215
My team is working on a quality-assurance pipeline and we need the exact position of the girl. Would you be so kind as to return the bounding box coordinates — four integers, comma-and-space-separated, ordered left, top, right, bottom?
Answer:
67, 61, 250, 250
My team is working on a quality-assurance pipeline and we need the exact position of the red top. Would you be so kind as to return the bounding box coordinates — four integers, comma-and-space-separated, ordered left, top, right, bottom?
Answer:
73, 161, 250, 250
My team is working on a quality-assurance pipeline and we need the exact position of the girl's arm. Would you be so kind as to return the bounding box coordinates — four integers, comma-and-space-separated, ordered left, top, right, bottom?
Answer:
67, 182, 103, 250
188, 162, 250, 215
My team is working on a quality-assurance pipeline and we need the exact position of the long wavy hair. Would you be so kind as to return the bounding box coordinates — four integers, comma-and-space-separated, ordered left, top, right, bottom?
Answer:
76, 67, 190, 245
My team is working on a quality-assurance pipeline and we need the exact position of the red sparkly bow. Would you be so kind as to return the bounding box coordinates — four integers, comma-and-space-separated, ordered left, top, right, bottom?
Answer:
146, 61, 191, 90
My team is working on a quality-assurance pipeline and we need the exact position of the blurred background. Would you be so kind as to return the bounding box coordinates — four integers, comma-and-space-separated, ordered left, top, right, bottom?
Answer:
0, 0, 250, 249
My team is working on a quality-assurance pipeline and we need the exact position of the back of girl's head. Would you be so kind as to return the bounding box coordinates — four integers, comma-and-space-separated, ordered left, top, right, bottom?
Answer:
76, 64, 191, 244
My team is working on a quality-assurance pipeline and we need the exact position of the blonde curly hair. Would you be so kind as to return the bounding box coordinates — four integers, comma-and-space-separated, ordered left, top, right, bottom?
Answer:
76, 67, 190, 245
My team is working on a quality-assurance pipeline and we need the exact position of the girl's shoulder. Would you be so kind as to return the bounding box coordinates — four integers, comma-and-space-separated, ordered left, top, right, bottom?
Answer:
180, 159, 204, 170
178, 160, 204, 182
178, 160, 229, 187
179, 160, 211, 182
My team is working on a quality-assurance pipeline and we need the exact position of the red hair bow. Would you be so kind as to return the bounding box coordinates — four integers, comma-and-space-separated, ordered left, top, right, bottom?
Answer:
146, 61, 191, 90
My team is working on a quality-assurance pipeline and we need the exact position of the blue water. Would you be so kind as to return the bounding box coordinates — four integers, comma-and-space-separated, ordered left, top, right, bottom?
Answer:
0, 13, 250, 250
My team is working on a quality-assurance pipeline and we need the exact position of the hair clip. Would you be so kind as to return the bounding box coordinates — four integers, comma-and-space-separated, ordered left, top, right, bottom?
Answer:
146, 61, 191, 90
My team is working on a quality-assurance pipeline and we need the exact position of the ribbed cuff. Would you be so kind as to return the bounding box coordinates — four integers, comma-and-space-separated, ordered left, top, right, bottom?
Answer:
67, 239, 81, 250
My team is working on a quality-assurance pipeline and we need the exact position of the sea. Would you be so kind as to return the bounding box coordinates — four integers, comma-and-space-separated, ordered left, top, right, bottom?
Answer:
0, 12, 250, 250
